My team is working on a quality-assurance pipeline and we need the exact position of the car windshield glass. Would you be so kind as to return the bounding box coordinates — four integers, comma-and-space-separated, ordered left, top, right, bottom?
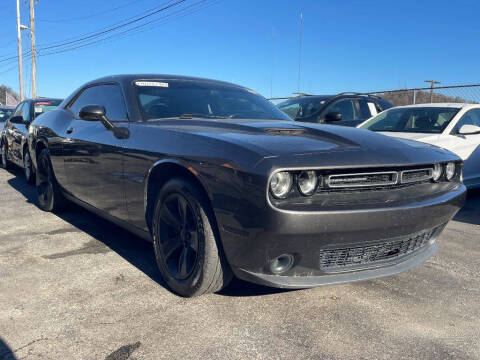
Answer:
0, 109, 13, 122
278, 97, 329, 119
134, 80, 291, 121
33, 99, 62, 118
358, 107, 460, 133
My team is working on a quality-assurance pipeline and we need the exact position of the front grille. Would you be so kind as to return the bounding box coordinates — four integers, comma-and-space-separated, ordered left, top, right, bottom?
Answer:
327, 171, 398, 188
319, 227, 437, 270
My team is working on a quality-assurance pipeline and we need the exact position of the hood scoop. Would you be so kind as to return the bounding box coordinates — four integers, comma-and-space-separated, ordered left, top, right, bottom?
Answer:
264, 128, 306, 136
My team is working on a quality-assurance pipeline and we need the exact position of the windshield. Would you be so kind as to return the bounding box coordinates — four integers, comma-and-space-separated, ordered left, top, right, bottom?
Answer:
33, 99, 62, 118
358, 106, 460, 133
134, 80, 291, 121
0, 108, 14, 122
278, 97, 329, 119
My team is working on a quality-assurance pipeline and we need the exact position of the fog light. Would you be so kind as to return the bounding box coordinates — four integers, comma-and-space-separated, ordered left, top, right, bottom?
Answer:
432, 163, 442, 182
445, 162, 456, 181
269, 254, 294, 274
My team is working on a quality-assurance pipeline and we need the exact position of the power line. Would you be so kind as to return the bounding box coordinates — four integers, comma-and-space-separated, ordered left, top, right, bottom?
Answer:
36, 0, 149, 23
0, 0, 218, 75
38, 0, 214, 57
0, 0, 179, 60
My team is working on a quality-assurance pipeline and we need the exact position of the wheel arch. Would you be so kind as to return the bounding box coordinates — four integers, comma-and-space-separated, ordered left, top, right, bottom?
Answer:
144, 160, 214, 231
33, 138, 48, 169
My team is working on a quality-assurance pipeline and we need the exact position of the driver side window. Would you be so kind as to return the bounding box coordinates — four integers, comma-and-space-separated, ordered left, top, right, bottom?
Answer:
453, 109, 480, 133
13, 102, 24, 117
68, 84, 128, 121
325, 99, 358, 121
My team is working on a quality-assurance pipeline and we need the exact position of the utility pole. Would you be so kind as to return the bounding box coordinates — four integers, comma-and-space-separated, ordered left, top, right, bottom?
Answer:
425, 80, 440, 103
29, 0, 37, 99
16, 0, 24, 101
297, 12, 303, 94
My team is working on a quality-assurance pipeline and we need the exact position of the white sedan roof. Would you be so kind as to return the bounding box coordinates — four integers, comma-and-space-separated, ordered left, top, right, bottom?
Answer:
393, 103, 479, 109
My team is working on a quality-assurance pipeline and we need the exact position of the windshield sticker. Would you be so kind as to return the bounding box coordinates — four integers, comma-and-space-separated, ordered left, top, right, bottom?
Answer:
34, 107, 43, 113
35, 101, 51, 106
135, 81, 169, 88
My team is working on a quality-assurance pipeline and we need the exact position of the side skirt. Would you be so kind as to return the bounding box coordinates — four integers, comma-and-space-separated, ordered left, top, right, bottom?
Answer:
63, 192, 152, 242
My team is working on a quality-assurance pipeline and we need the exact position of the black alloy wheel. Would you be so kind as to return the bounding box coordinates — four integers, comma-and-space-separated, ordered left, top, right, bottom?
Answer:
152, 178, 232, 297
36, 149, 65, 212
159, 193, 199, 280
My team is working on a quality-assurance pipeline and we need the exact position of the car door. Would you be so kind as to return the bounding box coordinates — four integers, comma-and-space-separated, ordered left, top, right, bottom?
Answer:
62, 83, 129, 221
441, 109, 480, 185
321, 98, 361, 127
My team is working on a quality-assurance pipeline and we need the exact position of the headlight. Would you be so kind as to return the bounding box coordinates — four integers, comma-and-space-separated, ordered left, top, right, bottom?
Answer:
432, 163, 442, 182
270, 172, 293, 198
297, 171, 318, 195
445, 162, 456, 181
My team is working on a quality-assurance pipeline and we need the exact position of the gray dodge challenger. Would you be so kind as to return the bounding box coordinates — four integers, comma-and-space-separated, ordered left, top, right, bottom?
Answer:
27, 74, 466, 296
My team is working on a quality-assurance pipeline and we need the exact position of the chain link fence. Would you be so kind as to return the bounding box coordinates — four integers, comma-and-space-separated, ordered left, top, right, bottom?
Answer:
362, 84, 480, 106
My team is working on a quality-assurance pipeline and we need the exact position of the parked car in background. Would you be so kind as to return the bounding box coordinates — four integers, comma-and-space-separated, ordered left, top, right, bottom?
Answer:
277, 93, 393, 127
358, 103, 480, 189
27, 74, 465, 297
0, 98, 63, 182
0, 106, 14, 123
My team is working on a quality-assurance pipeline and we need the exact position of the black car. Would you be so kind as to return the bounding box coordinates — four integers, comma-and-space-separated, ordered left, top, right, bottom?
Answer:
277, 93, 393, 127
0, 98, 62, 182
27, 75, 464, 297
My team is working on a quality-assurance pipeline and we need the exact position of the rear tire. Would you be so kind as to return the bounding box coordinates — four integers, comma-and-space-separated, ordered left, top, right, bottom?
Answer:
23, 150, 35, 184
36, 148, 66, 212
152, 178, 232, 297
1, 142, 10, 170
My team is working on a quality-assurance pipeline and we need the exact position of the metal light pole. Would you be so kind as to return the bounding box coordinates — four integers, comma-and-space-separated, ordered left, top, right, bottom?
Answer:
29, 0, 37, 99
16, 0, 24, 100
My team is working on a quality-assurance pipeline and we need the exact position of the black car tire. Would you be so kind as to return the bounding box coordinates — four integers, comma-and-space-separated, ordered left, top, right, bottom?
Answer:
36, 148, 66, 212
1, 142, 10, 170
23, 150, 35, 183
152, 178, 232, 297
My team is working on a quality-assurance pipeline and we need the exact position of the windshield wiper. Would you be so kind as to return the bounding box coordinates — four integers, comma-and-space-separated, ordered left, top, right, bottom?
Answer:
179, 113, 229, 119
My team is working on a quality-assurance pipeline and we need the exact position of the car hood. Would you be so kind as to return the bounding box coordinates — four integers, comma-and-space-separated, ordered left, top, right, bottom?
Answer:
142, 118, 459, 168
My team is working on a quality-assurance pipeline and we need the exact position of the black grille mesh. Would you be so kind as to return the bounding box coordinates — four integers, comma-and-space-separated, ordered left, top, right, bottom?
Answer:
319, 228, 436, 270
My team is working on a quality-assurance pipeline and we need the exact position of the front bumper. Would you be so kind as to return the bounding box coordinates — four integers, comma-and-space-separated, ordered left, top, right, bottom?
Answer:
217, 184, 466, 288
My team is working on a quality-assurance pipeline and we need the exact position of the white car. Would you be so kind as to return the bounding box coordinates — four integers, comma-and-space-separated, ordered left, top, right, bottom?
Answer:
358, 103, 480, 189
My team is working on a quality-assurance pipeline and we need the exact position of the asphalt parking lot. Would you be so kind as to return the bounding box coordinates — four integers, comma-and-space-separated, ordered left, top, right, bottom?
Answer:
0, 167, 479, 360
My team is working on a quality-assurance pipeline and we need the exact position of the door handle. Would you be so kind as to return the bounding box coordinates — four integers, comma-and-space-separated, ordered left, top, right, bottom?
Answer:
66, 127, 74, 134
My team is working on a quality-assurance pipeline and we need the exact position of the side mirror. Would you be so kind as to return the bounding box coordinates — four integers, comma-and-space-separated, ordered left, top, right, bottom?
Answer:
9, 115, 25, 124
79, 105, 106, 121
458, 124, 480, 135
325, 111, 342, 122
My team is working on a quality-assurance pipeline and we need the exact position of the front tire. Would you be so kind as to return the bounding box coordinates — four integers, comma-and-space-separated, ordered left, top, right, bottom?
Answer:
1, 142, 10, 170
152, 178, 232, 297
36, 148, 66, 212
24, 150, 35, 183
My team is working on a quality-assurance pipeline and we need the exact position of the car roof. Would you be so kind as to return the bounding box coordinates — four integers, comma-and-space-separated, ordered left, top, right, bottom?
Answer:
87, 74, 247, 90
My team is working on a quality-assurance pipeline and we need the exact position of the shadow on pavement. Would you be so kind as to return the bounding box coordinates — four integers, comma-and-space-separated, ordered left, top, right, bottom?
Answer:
454, 189, 480, 226
5, 167, 166, 289
0, 337, 17, 360
4, 167, 292, 297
